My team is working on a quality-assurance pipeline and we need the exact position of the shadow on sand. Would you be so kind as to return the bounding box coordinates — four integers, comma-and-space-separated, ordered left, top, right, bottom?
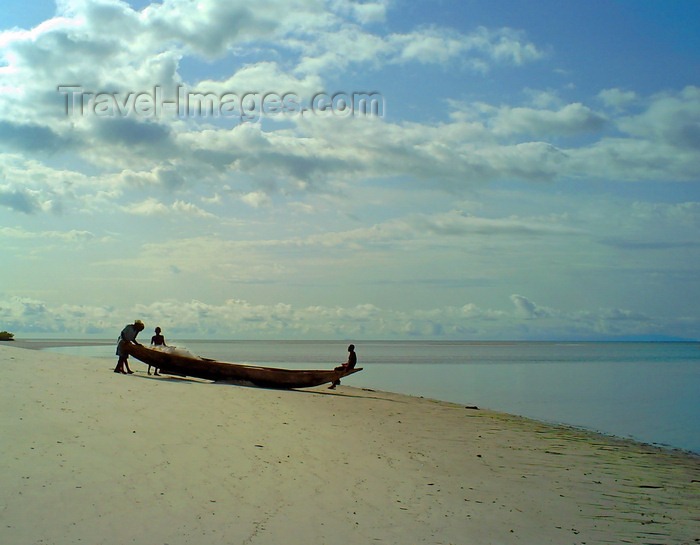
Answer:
119, 368, 400, 402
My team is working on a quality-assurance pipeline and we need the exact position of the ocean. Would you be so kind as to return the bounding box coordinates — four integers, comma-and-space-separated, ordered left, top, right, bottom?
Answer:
42, 340, 700, 454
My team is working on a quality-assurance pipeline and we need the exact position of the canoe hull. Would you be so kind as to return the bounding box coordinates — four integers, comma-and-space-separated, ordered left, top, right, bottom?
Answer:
124, 343, 362, 389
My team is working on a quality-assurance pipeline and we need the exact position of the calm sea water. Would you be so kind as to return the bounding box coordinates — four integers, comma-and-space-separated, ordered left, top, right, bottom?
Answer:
43, 340, 700, 454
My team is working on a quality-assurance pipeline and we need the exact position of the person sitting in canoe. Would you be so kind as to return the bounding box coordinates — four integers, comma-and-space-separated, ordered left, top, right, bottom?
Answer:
328, 344, 357, 389
148, 326, 167, 376
114, 319, 145, 374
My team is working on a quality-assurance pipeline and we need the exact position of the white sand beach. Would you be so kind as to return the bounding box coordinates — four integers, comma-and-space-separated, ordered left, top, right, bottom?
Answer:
1, 342, 698, 544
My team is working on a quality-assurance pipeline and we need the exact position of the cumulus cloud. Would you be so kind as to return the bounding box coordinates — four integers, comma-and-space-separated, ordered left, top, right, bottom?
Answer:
0, 293, 690, 339
0, 226, 96, 242
0, 120, 69, 152
1, 0, 696, 215
510, 294, 554, 319
390, 26, 543, 67
0, 1, 697, 343
615, 86, 700, 151
123, 197, 214, 218
487, 103, 608, 137
291, 23, 544, 75
92, 117, 172, 146
241, 191, 271, 208
1, 84, 697, 220
331, 0, 389, 24
598, 88, 637, 110
0, 185, 46, 214
137, 0, 284, 57
0, 295, 113, 334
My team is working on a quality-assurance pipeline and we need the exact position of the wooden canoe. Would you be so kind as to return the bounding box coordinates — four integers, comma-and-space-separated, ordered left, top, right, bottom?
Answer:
123, 343, 362, 389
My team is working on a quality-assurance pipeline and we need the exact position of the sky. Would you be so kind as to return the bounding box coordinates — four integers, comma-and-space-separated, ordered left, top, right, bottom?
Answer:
0, 0, 699, 340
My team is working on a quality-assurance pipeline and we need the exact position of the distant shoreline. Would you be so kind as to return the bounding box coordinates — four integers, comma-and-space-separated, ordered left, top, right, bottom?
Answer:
9, 339, 114, 350
8, 337, 699, 348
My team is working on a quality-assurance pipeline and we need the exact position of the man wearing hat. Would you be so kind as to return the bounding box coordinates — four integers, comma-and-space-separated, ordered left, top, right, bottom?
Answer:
114, 319, 145, 374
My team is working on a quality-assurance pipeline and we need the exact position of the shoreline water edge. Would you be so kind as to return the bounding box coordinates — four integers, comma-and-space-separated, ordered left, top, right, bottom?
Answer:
1, 342, 699, 544
11, 338, 700, 455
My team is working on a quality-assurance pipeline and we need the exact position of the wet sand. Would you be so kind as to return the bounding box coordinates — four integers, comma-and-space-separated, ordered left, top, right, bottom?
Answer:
1, 343, 698, 544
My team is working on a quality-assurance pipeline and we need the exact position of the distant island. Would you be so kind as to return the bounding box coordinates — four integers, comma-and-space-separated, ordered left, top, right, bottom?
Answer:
0, 331, 15, 341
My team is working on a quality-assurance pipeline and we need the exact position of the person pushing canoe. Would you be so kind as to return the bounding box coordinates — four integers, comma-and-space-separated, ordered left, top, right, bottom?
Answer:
114, 319, 145, 374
